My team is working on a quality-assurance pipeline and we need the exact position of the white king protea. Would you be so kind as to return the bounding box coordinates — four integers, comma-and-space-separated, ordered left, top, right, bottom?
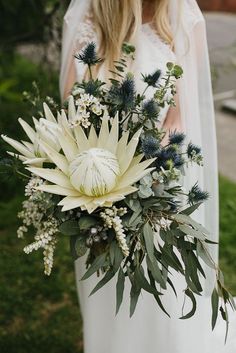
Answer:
1, 103, 60, 167
4, 97, 155, 213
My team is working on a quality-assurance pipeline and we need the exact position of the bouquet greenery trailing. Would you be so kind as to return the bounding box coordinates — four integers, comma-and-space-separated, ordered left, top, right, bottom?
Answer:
1, 42, 235, 337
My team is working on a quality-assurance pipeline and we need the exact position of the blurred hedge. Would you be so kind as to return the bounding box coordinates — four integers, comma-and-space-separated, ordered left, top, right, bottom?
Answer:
0, 0, 69, 49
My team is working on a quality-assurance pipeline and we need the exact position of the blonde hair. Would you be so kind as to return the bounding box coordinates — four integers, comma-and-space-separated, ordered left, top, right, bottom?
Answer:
91, 0, 173, 71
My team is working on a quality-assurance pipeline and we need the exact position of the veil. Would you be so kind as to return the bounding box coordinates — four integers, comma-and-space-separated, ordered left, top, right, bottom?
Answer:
60, 0, 219, 296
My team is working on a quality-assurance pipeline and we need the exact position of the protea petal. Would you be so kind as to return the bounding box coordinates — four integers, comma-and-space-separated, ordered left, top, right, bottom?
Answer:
74, 125, 91, 152
23, 157, 47, 166
116, 131, 129, 161
58, 195, 93, 211
88, 125, 98, 147
1, 135, 34, 158
57, 128, 78, 162
97, 116, 109, 148
39, 140, 69, 174
60, 109, 74, 139
43, 102, 57, 123
37, 184, 80, 196
104, 113, 119, 154
27, 167, 73, 189
119, 128, 142, 174
115, 158, 156, 190
18, 118, 35, 143
7, 151, 27, 162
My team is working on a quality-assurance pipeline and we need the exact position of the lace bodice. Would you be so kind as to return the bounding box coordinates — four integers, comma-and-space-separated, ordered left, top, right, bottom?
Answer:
73, 14, 176, 123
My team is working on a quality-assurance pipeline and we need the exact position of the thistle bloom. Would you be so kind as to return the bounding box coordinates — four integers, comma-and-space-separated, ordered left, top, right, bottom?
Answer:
1, 103, 60, 166
26, 98, 155, 213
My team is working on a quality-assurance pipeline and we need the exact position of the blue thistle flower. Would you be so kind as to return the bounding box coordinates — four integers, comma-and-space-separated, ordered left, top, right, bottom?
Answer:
141, 136, 160, 158
142, 69, 162, 87
107, 76, 135, 112
188, 183, 209, 205
155, 148, 174, 170
187, 142, 201, 158
172, 154, 185, 169
142, 99, 160, 120
74, 42, 102, 66
169, 131, 186, 145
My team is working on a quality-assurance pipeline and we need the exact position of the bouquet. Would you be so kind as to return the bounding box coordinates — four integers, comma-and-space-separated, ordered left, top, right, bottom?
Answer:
2, 42, 235, 337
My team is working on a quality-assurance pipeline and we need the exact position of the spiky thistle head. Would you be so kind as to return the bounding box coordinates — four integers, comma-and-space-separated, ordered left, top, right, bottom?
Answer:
107, 76, 135, 112
169, 131, 186, 145
188, 183, 209, 205
187, 142, 203, 165
142, 69, 162, 87
141, 136, 160, 158
74, 42, 102, 66
142, 99, 160, 120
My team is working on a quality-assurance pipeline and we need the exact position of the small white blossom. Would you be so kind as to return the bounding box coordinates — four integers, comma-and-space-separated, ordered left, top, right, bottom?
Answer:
100, 206, 129, 257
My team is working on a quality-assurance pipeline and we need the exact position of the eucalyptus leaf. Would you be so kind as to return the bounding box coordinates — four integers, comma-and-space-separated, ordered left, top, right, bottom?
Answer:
180, 289, 197, 320
211, 287, 219, 330
146, 256, 166, 289
178, 224, 205, 241
70, 235, 87, 260
116, 268, 125, 314
59, 220, 79, 236
78, 216, 98, 230
81, 253, 107, 280
89, 270, 115, 296
130, 283, 141, 317
143, 222, 154, 262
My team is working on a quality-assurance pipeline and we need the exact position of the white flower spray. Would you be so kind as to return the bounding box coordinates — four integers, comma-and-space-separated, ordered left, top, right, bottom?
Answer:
17, 176, 59, 275
100, 206, 129, 257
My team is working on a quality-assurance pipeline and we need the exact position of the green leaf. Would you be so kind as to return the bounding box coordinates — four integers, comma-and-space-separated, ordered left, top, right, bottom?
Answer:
147, 270, 170, 317
143, 222, 154, 262
130, 283, 141, 317
211, 287, 219, 330
178, 224, 205, 240
181, 203, 201, 216
116, 268, 125, 314
180, 289, 197, 319
59, 220, 79, 236
182, 250, 202, 293
78, 216, 97, 230
89, 270, 115, 296
70, 235, 87, 260
146, 256, 166, 289
135, 266, 160, 295
81, 253, 107, 280
196, 241, 215, 269
173, 214, 210, 235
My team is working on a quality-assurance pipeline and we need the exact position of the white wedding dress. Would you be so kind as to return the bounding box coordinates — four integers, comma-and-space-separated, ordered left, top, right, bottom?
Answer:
70, 12, 236, 353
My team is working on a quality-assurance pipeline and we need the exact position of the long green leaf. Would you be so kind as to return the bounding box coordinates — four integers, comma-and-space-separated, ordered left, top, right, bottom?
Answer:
143, 222, 154, 261
89, 270, 115, 296
211, 287, 219, 330
116, 268, 125, 314
146, 256, 166, 289
178, 224, 205, 240
130, 284, 141, 317
180, 289, 197, 319
81, 253, 107, 280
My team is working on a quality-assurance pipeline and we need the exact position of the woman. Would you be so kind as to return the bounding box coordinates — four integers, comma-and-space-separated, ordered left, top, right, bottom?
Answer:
60, 1, 220, 352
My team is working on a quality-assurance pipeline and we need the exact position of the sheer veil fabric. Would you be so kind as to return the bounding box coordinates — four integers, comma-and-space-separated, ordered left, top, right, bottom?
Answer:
59, 1, 223, 352
60, 0, 219, 295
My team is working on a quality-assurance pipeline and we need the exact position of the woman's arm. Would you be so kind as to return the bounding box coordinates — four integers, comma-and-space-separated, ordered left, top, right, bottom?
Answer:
161, 91, 183, 145
63, 57, 77, 102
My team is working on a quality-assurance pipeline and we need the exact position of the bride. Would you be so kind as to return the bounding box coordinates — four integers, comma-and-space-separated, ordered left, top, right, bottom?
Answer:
59, 1, 223, 352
